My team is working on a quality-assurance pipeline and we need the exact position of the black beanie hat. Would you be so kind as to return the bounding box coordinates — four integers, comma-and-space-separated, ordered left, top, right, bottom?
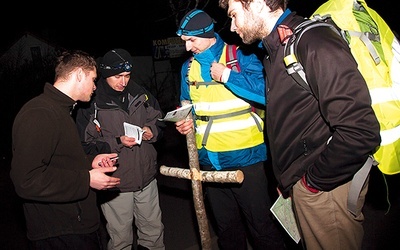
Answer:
98, 48, 133, 78
176, 9, 215, 38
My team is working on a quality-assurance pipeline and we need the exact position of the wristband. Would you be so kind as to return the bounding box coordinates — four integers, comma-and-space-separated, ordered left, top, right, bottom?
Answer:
220, 68, 231, 83
301, 175, 319, 193
116, 136, 122, 145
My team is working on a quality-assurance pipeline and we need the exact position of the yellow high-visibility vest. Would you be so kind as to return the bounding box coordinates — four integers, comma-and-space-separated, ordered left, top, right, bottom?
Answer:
187, 45, 264, 152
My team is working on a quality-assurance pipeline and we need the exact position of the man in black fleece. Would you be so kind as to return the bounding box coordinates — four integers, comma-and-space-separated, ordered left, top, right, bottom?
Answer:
10, 50, 121, 250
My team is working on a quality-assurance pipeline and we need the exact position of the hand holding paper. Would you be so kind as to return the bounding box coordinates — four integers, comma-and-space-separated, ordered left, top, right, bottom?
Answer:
158, 104, 193, 122
123, 122, 145, 145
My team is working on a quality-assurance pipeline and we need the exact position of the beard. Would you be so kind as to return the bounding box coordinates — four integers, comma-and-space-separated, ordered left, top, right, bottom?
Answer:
240, 27, 260, 44
240, 12, 266, 44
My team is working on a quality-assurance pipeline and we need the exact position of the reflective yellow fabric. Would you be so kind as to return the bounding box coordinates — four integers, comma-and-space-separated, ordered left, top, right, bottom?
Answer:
314, 0, 400, 174
188, 45, 264, 152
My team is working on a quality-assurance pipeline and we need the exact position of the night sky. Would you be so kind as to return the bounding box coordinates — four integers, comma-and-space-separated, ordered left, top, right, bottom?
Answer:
0, 0, 397, 58
0, 0, 397, 159
0, 1, 180, 57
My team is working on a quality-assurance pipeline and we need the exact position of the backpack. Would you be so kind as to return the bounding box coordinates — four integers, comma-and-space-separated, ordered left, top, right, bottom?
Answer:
282, 0, 400, 176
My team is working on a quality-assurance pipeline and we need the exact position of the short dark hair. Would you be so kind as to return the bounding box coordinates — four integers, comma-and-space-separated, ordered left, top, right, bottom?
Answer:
219, 0, 287, 12
55, 50, 97, 81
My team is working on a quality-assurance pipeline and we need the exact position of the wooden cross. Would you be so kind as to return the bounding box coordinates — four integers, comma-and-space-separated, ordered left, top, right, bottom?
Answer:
160, 100, 244, 250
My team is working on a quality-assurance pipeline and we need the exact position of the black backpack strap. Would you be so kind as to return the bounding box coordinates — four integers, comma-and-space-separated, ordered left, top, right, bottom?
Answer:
283, 15, 344, 95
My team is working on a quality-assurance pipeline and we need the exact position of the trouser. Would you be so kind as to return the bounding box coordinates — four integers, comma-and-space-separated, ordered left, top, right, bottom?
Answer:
203, 162, 285, 250
101, 179, 165, 250
29, 230, 103, 250
292, 176, 369, 250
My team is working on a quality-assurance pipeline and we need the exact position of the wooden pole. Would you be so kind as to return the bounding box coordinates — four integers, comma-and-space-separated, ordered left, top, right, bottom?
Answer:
160, 100, 244, 249
184, 99, 211, 249
160, 166, 244, 183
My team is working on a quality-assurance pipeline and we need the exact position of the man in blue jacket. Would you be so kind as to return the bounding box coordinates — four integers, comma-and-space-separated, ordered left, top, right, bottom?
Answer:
175, 9, 285, 249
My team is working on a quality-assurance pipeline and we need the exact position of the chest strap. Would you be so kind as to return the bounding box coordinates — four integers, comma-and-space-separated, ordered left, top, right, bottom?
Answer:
190, 81, 220, 89
195, 108, 262, 146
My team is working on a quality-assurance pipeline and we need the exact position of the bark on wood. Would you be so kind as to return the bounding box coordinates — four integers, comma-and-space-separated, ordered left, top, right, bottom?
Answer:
160, 166, 244, 183
182, 100, 212, 250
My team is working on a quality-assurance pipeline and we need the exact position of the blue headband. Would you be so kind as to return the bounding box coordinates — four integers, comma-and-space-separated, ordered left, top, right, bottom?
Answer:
176, 9, 214, 37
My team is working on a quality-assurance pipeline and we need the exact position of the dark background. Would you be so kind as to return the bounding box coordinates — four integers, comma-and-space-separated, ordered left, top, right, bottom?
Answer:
1, 1, 399, 249
0, 0, 398, 57
0, 0, 398, 171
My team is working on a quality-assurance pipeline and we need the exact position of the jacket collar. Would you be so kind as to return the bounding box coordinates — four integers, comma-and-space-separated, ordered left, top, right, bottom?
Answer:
43, 82, 76, 114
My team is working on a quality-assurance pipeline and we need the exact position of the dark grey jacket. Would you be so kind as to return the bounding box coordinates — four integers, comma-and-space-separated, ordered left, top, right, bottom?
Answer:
262, 11, 381, 196
76, 79, 165, 192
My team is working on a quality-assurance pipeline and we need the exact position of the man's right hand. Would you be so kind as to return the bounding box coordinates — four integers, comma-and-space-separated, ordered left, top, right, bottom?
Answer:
210, 62, 228, 82
175, 118, 194, 135
89, 167, 120, 190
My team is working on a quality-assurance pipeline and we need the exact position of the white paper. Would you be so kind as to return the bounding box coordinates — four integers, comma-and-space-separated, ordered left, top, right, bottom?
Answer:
270, 194, 301, 243
158, 104, 193, 122
123, 122, 145, 145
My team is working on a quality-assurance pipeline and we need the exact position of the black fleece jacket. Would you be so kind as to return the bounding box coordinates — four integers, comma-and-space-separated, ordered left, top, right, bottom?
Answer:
10, 83, 99, 240
262, 12, 381, 196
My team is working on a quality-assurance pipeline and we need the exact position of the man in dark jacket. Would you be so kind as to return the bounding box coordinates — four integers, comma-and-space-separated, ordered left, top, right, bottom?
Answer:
10, 50, 121, 250
219, 0, 381, 249
76, 48, 166, 250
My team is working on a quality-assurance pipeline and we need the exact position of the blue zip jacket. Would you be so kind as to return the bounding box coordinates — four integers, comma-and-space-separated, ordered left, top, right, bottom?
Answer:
179, 33, 267, 169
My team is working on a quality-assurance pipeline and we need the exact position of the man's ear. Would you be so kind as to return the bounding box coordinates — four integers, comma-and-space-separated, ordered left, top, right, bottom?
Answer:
76, 68, 83, 82
252, 0, 266, 13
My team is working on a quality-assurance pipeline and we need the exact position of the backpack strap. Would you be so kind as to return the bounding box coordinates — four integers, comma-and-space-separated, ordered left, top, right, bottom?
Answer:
191, 81, 220, 88
226, 44, 241, 72
346, 1, 382, 65
283, 15, 344, 95
187, 44, 241, 86
347, 155, 378, 216
186, 58, 219, 88
347, 30, 380, 64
